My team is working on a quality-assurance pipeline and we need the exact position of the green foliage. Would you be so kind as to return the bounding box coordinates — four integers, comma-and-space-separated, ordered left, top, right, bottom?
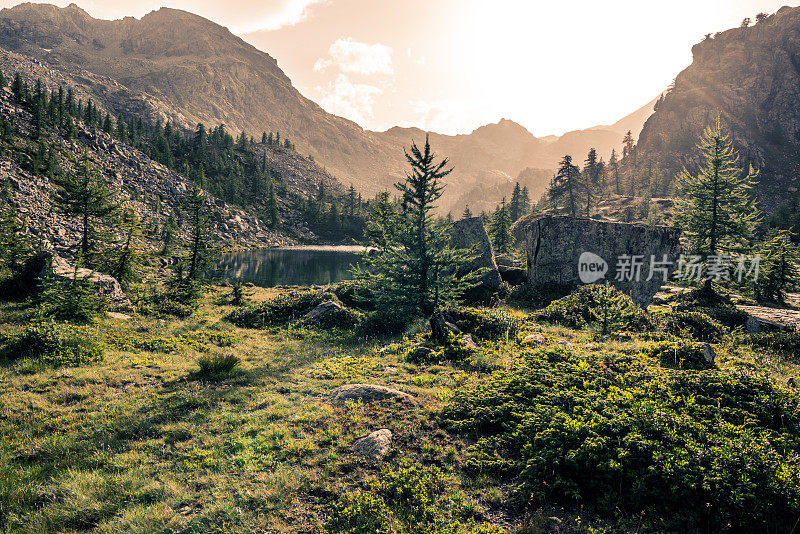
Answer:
329, 280, 376, 311
655, 310, 726, 341
442, 306, 521, 341
226, 290, 335, 328
326, 459, 501, 534
0, 322, 103, 365
52, 152, 119, 264
36, 276, 104, 323
548, 155, 584, 216
356, 136, 475, 315
672, 118, 761, 257
746, 331, 800, 358
356, 306, 418, 338
489, 198, 511, 254
137, 280, 202, 318
670, 287, 748, 328
505, 282, 572, 310
0, 186, 30, 281
303, 303, 364, 330
642, 340, 715, 370
197, 352, 240, 376
442, 346, 800, 531
753, 228, 800, 303
537, 284, 650, 332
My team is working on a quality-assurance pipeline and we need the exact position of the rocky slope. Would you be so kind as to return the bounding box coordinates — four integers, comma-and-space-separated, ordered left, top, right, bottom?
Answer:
0, 3, 655, 211
0, 81, 297, 255
635, 7, 800, 209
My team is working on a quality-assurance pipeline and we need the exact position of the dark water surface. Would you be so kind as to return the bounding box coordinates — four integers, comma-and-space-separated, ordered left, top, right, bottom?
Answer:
213, 246, 365, 287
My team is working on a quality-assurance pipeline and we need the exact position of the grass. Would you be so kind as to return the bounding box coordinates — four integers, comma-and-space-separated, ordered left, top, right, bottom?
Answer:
0, 284, 799, 532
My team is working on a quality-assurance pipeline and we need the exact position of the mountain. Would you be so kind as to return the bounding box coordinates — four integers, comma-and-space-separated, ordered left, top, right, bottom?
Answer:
634, 7, 800, 209
0, 2, 655, 212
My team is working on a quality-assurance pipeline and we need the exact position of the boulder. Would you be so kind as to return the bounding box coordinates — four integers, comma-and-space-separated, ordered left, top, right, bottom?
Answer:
409, 343, 436, 361
330, 384, 415, 405
35, 251, 132, 308
696, 342, 716, 365
302, 300, 361, 327
352, 429, 393, 461
430, 309, 461, 343
513, 215, 682, 306
522, 333, 546, 345
449, 217, 502, 302
495, 253, 527, 285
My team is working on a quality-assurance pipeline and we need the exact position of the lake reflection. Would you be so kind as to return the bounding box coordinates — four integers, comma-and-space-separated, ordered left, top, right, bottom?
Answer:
213, 246, 365, 287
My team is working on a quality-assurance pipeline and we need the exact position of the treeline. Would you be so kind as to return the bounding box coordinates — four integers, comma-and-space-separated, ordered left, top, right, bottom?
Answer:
4, 69, 367, 241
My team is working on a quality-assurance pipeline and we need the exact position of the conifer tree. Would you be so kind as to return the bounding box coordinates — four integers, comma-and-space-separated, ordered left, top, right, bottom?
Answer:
358, 136, 473, 313
264, 177, 279, 228
609, 149, 621, 195
0, 187, 30, 276
549, 155, 583, 216
461, 205, 473, 219
52, 152, 119, 264
520, 186, 530, 215
673, 119, 761, 290
111, 207, 142, 286
490, 197, 512, 254
185, 184, 214, 280
754, 229, 800, 302
365, 191, 397, 253
509, 182, 522, 221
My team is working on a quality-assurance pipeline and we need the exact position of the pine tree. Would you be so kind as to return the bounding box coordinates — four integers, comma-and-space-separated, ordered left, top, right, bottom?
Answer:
111, 207, 142, 286
52, 152, 119, 264
549, 155, 583, 216
365, 191, 397, 253
673, 119, 761, 291
185, 184, 214, 280
0, 187, 30, 276
754, 229, 800, 302
609, 149, 621, 195
490, 197, 512, 253
520, 186, 530, 215
509, 182, 522, 222
358, 136, 473, 314
622, 131, 637, 195
461, 205, 473, 219
264, 177, 279, 228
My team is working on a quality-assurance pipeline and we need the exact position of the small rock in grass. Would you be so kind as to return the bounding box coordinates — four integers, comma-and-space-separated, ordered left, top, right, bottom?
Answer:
695, 342, 716, 364
522, 333, 546, 345
330, 384, 415, 405
461, 334, 478, 349
352, 429, 392, 461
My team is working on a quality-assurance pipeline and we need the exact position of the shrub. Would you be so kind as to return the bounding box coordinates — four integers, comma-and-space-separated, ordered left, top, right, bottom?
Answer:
197, 353, 240, 376
0, 322, 103, 365
330, 280, 377, 311
303, 303, 364, 330
356, 306, 418, 338
642, 340, 715, 370
655, 310, 726, 341
442, 306, 522, 341
506, 282, 572, 310
537, 284, 650, 332
442, 346, 800, 531
36, 278, 104, 323
325, 458, 501, 534
138, 281, 202, 318
671, 287, 748, 328
747, 331, 800, 358
226, 290, 335, 328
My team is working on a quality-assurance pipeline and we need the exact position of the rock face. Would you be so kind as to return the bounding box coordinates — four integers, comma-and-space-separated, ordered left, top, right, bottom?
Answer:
494, 253, 527, 285
514, 215, 682, 306
303, 301, 345, 322
449, 217, 502, 302
330, 384, 414, 405
36, 251, 132, 308
352, 429, 392, 462
635, 7, 800, 210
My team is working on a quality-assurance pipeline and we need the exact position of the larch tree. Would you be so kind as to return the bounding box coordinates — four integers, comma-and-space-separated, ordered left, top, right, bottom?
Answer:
549, 155, 583, 216
490, 197, 512, 254
52, 152, 119, 264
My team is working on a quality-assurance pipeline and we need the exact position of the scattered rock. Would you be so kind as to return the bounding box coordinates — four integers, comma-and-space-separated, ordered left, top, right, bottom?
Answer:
461, 333, 478, 349
35, 251, 133, 309
430, 309, 461, 344
522, 333, 546, 345
695, 342, 716, 364
410, 344, 436, 361
107, 311, 131, 320
352, 429, 393, 461
330, 384, 415, 405
303, 300, 345, 321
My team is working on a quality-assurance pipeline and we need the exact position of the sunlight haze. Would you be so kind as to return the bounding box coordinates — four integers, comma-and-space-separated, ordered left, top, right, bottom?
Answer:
0, 0, 794, 135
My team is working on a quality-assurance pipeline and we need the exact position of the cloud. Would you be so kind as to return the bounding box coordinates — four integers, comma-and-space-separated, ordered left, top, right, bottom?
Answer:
313, 36, 393, 75
221, 0, 329, 33
316, 74, 382, 125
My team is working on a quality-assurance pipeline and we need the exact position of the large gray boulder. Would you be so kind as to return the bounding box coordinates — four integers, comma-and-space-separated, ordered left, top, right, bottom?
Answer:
513, 215, 682, 306
35, 251, 133, 308
449, 217, 502, 302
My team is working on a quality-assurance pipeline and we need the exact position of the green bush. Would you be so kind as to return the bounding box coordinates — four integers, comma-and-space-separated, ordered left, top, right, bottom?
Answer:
442, 306, 522, 341
356, 306, 418, 338
226, 290, 335, 328
325, 458, 502, 534
303, 303, 364, 330
747, 331, 800, 358
138, 281, 202, 318
671, 287, 748, 328
655, 310, 726, 341
197, 353, 240, 376
642, 340, 715, 370
36, 278, 104, 323
0, 322, 103, 365
330, 280, 376, 311
537, 284, 650, 332
506, 282, 572, 310
442, 346, 800, 532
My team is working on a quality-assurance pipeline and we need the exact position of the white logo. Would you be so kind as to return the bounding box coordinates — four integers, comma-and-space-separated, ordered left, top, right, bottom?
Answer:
578, 252, 608, 283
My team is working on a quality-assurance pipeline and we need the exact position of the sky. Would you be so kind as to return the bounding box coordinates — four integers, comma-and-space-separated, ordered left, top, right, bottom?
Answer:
0, 0, 796, 136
